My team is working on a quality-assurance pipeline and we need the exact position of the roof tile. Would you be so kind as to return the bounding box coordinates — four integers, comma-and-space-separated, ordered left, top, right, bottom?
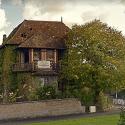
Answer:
7, 20, 69, 49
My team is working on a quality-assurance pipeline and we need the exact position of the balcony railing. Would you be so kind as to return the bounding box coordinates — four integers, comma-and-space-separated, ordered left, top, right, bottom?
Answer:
12, 61, 59, 72
12, 63, 33, 72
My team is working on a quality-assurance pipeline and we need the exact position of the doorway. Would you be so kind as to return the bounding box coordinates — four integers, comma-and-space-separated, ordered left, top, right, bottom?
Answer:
23, 49, 29, 63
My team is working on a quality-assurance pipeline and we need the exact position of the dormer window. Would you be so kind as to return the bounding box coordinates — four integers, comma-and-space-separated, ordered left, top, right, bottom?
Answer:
21, 33, 27, 38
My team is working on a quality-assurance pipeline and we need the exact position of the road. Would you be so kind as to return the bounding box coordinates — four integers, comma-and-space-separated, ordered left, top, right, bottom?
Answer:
0, 109, 120, 125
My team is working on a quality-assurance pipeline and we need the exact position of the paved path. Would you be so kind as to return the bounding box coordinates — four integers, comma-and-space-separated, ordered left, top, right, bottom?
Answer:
0, 108, 120, 125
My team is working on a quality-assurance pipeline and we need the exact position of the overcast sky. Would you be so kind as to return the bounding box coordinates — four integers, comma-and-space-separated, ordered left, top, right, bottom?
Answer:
0, 0, 125, 44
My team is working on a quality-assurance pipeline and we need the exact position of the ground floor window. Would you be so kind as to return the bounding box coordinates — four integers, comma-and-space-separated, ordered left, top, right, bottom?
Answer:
40, 78, 45, 86
39, 76, 58, 87
40, 77, 49, 86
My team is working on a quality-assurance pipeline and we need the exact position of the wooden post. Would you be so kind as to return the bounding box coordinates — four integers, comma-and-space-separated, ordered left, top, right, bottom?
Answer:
40, 50, 43, 61
18, 51, 21, 63
31, 49, 33, 63
54, 49, 57, 63
54, 49, 58, 70
29, 49, 34, 70
41, 49, 46, 60
29, 49, 33, 63
20, 51, 24, 63
44, 49, 46, 60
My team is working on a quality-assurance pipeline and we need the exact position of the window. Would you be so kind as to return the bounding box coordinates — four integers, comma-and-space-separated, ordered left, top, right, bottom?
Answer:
40, 77, 49, 86
23, 49, 29, 63
21, 33, 27, 38
44, 77, 49, 84
46, 49, 54, 61
33, 49, 41, 61
40, 78, 45, 86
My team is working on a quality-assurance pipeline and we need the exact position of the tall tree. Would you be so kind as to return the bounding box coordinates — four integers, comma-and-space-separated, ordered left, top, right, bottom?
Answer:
61, 20, 125, 105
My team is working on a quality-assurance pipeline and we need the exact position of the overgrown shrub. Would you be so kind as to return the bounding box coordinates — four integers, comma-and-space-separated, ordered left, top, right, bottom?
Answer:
80, 87, 94, 106
27, 90, 38, 101
8, 91, 17, 103
36, 86, 56, 100
97, 91, 112, 111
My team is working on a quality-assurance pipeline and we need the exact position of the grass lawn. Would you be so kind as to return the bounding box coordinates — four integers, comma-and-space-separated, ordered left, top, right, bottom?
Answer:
26, 114, 119, 125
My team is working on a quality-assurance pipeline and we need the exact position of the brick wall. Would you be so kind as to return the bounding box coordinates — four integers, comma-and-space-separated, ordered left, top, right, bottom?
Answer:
0, 98, 85, 120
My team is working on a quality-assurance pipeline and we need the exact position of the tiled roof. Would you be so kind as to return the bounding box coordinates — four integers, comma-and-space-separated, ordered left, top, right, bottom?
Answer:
19, 33, 66, 49
6, 20, 69, 49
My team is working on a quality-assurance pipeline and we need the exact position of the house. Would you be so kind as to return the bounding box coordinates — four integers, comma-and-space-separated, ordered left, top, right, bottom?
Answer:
0, 20, 69, 101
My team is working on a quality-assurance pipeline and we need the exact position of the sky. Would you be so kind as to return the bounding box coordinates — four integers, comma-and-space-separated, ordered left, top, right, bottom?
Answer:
0, 0, 125, 44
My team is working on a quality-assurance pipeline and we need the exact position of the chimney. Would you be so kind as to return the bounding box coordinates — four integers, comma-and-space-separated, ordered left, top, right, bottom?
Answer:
3, 34, 6, 44
61, 16, 63, 23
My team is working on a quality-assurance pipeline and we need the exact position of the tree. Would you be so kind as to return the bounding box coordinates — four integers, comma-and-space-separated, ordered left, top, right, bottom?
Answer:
61, 20, 125, 107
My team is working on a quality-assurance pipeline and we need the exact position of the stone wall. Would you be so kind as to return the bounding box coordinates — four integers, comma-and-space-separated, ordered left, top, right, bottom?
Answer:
0, 98, 85, 120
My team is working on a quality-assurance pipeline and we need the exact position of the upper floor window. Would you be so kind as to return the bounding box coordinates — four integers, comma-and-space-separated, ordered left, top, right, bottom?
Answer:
46, 49, 54, 61
33, 49, 41, 61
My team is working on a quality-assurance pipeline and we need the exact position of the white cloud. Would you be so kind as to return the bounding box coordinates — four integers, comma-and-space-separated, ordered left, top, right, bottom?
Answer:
22, 1, 85, 25
0, 0, 9, 44
11, 0, 23, 6
22, 0, 125, 35
23, 3, 42, 20
0, 30, 5, 43
81, 4, 125, 34
0, 9, 8, 29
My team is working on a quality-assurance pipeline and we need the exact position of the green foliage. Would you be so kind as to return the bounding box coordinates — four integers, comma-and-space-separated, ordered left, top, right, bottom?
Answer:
0, 48, 5, 94
59, 80, 94, 106
1, 48, 44, 102
80, 87, 94, 106
36, 86, 56, 100
118, 107, 125, 125
1, 45, 18, 102
27, 115, 119, 125
61, 20, 125, 108
27, 90, 38, 101
97, 91, 112, 111
8, 92, 17, 103
16, 73, 40, 101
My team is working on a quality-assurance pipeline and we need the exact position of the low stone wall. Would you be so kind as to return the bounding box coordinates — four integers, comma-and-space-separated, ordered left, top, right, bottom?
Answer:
0, 98, 85, 120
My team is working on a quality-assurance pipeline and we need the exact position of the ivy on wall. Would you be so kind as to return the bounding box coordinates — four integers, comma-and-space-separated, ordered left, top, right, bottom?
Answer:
0, 45, 37, 102
0, 48, 4, 95
1, 45, 17, 102
0, 45, 58, 103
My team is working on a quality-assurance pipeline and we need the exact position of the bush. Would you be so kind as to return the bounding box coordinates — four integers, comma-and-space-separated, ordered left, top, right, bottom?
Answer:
80, 87, 94, 106
97, 91, 112, 111
27, 90, 38, 101
118, 107, 125, 125
36, 86, 56, 100
8, 91, 17, 103
62, 85, 95, 110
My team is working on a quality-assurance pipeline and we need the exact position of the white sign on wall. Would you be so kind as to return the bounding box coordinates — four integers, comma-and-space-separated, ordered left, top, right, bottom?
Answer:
38, 61, 50, 69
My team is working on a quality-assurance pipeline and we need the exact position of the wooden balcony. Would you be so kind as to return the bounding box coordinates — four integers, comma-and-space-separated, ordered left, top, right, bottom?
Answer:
12, 63, 33, 72
12, 61, 59, 72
